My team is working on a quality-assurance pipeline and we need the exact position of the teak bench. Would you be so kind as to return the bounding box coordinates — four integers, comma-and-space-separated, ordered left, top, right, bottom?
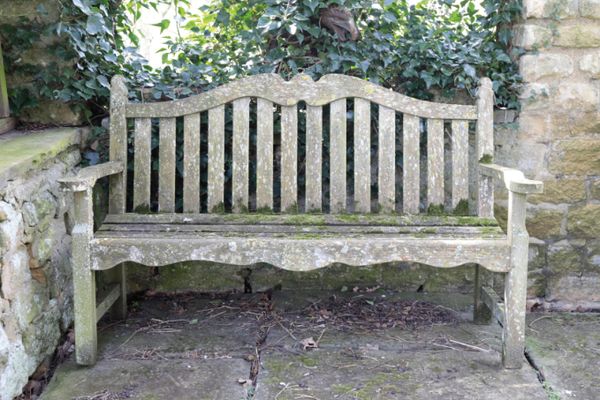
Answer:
60, 74, 542, 368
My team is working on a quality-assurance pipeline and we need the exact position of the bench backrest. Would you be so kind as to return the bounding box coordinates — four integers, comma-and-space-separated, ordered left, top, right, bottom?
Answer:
108, 74, 494, 217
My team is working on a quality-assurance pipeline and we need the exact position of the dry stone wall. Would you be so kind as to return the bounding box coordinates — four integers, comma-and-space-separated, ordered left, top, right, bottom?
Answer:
0, 128, 80, 400
502, 0, 600, 309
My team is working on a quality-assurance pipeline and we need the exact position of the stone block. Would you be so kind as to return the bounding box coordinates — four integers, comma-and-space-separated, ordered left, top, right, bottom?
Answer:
519, 83, 554, 111
549, 138, 600, 175
547, 240, 583, 275
591, 179, 600, 200
520, 53, 574, 81
126, 262, 246, 293
588, 240, 600, 267
0, 202, 23, 251
567, 204, 600, 238
523, 0, 578, 19
513, 24, 553, 50
557, 82, 599, 110
549, 110, 600, 138
526, 208, 564, 238
546, 274, 600, 302
529, 179, 586, 204
517, 112, 551, 143
579, 50, 600, 78
580, 0, 600, 18
555, 23, 600, 47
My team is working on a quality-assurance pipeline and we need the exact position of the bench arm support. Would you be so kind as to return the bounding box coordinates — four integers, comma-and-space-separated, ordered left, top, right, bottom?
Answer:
479, 162, 543, 368
58, 161, 124, 192
479, 163, 543, 195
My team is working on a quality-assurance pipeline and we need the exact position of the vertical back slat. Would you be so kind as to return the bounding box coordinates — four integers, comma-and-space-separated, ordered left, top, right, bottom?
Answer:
477, 77, 494, 218
330, 99, 347, 213
256, 98, 274, 210
305, 105, 323, 212
133, 118, 151, 210
109, 76, 128, 214
426, 118, 444, 208
452, 120, 469, 209
403, 114, 420, 214
208, 105, 225, 212
232, 98, 250, 212
158, 117, 176, 212
280, 105, 298, 211
378, 105, 395, 213
183, 113, 200, 213
354, 98, 370, 213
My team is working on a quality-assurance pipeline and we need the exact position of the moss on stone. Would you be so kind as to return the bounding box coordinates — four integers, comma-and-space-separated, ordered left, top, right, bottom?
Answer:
479, 153, 493, 164
426, 204, 445, 216
453, 199, 469, 216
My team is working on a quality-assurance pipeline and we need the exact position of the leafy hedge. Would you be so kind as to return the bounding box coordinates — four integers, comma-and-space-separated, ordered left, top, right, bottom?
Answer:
0, 0, 523, 121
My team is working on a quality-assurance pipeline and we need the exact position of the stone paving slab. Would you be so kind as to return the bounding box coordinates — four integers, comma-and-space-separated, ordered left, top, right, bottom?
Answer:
526, 312, 600, 399
40, 358, 250, 400
41, 289, 600, 400
254, 346, 546, 400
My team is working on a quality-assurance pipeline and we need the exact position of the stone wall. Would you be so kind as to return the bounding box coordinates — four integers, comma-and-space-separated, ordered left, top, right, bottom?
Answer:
503, 0, 600, 310
0, 0, 84, 125
0, 128, 81, 400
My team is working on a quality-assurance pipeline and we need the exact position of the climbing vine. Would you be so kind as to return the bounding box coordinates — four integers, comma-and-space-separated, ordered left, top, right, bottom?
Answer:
0, 0, 523, 120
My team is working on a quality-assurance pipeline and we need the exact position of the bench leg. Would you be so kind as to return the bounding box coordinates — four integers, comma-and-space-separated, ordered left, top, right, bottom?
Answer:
72, 243, 97, 366
502, 191, 529, 369
473, 265, 491, 324
108, 263, 127, 320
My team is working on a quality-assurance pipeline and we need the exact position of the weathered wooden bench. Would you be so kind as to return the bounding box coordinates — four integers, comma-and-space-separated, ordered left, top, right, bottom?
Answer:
60, 74, 542, 368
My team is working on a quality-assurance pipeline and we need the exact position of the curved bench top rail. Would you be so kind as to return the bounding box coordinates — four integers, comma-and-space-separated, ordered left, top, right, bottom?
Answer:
122, 73, 478, 120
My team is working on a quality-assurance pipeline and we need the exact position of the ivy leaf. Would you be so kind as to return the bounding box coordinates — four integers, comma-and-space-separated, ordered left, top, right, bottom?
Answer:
85, 14, 105, 35
97, 75, 109, 88
72, 0, 92, 15
463, 63, 477, 78
153, 19, 171, 34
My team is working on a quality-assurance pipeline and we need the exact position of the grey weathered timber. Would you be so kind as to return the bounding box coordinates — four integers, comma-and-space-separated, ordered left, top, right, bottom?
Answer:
330, 99, 346, 213
403, 114, 420, 214
208, 105, 225, 211
281, 105, 298, 211
256, 99, 274, 209
427, 118, 444, 208
305, 105, 323, 211
0, 40, 9, 119
183, 113, 201, 213
158, 117, 176, 212
233, 98, 250, 212
133, 118, 151, 210
451, 120, 469, 209
378, 105, 395, 212
126, 74, 477, 120
109, 76, 128, 214
61, 74, 543, 369
354, 98, 370, 212
477, 78, 494, 218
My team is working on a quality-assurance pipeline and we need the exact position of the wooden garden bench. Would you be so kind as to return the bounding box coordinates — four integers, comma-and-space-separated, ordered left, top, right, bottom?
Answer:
59, 74, 542, 368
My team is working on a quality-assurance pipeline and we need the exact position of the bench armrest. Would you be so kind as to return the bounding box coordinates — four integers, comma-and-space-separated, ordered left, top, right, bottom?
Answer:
479, 163, 543, 195
59, 161, 124, 192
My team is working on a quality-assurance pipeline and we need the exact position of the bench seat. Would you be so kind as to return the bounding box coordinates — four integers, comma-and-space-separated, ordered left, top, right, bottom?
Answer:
91, 213, 510, 273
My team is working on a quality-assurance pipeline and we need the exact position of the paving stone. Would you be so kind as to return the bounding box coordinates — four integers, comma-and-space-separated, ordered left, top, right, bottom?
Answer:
526, 313, 600, 399
255, 342, 545, 400
40, 358, 251, 400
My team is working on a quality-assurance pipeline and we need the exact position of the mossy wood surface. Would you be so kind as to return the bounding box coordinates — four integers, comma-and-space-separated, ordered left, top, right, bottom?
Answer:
59, 74, 544, 369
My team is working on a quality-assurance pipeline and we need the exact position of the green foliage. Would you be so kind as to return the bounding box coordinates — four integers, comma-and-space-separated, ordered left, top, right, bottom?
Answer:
0, 0, 161, 118
158, 0, 523, 108
0, 0, 523, 120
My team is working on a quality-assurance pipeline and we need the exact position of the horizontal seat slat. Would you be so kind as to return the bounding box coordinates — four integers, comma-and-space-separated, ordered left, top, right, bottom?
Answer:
97, 222, 505, 237
90, 235, 510, 273
102, 213, 499, 227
